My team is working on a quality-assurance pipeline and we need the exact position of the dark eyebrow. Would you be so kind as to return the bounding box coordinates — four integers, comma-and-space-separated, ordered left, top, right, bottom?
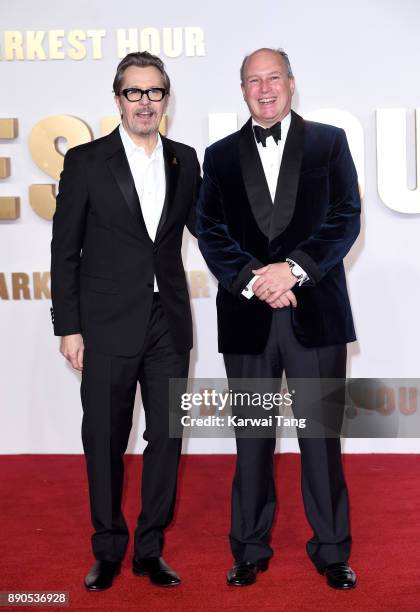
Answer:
123, 86, 163, 90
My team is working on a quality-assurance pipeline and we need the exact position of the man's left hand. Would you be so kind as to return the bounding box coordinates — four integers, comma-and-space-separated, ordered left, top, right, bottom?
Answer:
252, 262, 297, 304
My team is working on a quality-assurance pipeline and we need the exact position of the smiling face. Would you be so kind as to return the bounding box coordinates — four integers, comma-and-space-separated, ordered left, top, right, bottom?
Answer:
114, 65, 168, 144
241, 49, 295, 127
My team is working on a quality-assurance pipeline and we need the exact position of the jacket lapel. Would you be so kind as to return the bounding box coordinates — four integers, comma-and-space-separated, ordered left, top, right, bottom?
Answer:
239, 118, 273, 237
155, 136, 180, 242
105, 127, 151, 238
269, 110, 305, 240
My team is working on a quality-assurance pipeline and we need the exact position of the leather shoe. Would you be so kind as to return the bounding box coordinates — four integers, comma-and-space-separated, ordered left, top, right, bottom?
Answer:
132, 557, 181, 587
84, 560, 121, 591
320, 562, 357, 590
227, 560, 269, 586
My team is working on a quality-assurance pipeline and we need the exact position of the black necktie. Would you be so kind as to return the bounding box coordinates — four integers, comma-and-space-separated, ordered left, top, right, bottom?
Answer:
253, 122, 282, 147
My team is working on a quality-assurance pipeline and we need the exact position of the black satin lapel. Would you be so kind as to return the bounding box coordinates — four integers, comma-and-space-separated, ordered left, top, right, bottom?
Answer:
269, 111, 305, 241
106, 146, 147, 230
239, 119, 273, 237
156, 137, 179, 240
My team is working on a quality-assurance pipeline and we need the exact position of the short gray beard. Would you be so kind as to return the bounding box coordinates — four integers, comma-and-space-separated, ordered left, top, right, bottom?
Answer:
134, 125, 159, 136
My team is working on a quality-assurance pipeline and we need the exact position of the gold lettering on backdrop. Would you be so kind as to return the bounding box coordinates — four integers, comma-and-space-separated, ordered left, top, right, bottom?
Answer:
0, 197, 20, 219
29, 185, 56, 221
0, 28, 204, 60
33, 272, 51, 299
140, 28, 160, 55
28, 116, 92, 219
0, 274, 9, 299
0, 30, 106, 60
184, 27, 205, 57
189, 271, 210, 298
0, 118, 18, 139
0, 272, 52, 300
377, 108, 420, 213
27, 31, 47, 60
116, 28, 138, 56
399, 387, 417, 416
48, 30, 66, 60
67, 30, 87, 60
87, 30, 105, 59
0, 118, 20, 219
0, 272, 210, 299
0, 158, 10, 178
12, 273, 31, 300
162, 27, 183, 58
116, 27, 205, 58
2, 31, 24, 60
5, 108, 420, 221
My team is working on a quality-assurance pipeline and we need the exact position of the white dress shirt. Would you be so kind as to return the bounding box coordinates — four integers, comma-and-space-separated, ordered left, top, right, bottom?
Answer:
253, 112, 291, 202
119, 125, 165, 291
241, 112, 307, 299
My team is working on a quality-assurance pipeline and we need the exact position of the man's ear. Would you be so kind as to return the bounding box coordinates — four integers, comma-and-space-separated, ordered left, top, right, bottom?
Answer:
289, 77, 296, 96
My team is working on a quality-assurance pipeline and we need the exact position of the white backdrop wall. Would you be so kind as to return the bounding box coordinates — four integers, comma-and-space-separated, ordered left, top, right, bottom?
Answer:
1, 0, 419, 453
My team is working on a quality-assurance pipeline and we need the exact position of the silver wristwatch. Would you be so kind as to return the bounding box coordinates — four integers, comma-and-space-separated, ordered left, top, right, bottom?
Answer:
286, 259, 306, 286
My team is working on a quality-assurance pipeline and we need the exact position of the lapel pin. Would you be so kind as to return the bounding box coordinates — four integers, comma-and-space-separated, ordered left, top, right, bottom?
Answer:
171, 156, 178, 165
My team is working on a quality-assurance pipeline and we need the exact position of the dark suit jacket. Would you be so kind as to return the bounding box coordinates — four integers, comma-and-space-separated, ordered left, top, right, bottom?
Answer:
197, 111, 361, 353
51, 127, 200, 356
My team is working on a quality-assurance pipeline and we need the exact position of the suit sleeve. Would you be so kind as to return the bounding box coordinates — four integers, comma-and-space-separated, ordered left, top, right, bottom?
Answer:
288, 129, 361, 284
186, 151, 201, 238
50, 147, 89, 336
197, 147, 263, 295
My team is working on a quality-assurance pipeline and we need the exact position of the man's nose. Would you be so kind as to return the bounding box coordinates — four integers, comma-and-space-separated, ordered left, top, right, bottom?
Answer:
260, 79, 271, 93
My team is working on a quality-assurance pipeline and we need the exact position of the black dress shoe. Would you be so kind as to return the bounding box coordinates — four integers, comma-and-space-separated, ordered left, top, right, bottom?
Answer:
320, 562, 357, 590
132, 557, 181, 587
227, 560, 269, 587
84, 560, 121, 591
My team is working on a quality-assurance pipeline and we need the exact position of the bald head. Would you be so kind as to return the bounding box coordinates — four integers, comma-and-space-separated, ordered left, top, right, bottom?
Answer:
240, 48, 293, 84
240, 47, 295, 128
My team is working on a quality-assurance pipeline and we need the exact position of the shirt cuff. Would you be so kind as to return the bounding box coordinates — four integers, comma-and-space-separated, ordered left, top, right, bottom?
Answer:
241, 275, 259, 299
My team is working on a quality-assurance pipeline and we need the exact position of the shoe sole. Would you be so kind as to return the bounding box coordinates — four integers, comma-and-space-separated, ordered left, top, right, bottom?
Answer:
326, 580, 357, 590
227, 578, 257, 587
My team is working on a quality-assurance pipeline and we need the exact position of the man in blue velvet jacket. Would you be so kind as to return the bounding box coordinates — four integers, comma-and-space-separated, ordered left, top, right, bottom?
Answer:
197, 48, 360, 589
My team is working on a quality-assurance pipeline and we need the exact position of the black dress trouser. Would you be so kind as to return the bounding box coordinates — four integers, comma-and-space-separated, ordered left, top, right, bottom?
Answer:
80, 294, 189, 562
224, 307, 351, 571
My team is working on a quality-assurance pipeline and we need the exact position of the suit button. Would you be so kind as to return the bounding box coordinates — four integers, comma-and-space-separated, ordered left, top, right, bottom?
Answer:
147, 282, 153, 288
153, 246, 158, 254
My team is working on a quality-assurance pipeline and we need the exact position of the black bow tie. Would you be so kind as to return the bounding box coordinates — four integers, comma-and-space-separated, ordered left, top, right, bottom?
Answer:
253, 122, 282, 147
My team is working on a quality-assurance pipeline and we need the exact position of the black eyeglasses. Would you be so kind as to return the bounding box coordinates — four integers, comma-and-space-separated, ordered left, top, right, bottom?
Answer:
118, 87, 167, 102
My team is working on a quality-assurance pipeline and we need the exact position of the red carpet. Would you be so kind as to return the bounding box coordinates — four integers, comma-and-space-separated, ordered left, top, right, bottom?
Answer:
1, 454, 419, 611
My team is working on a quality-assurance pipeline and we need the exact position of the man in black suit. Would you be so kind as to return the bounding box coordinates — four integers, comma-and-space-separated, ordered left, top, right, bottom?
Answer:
197, 48, 360, 589
51, 52, 200, 591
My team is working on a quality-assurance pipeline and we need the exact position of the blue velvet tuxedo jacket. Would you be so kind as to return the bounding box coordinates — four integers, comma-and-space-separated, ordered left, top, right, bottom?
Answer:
197, 111, 361, 354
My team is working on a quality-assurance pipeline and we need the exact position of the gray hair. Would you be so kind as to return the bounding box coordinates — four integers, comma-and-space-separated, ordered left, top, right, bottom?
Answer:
240, 48, 294, 84
113, 51, 171, 95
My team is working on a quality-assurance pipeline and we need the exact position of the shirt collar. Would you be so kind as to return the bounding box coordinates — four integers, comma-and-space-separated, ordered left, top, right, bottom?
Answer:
252, 111, 291, 143
119, 124, 163, 159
